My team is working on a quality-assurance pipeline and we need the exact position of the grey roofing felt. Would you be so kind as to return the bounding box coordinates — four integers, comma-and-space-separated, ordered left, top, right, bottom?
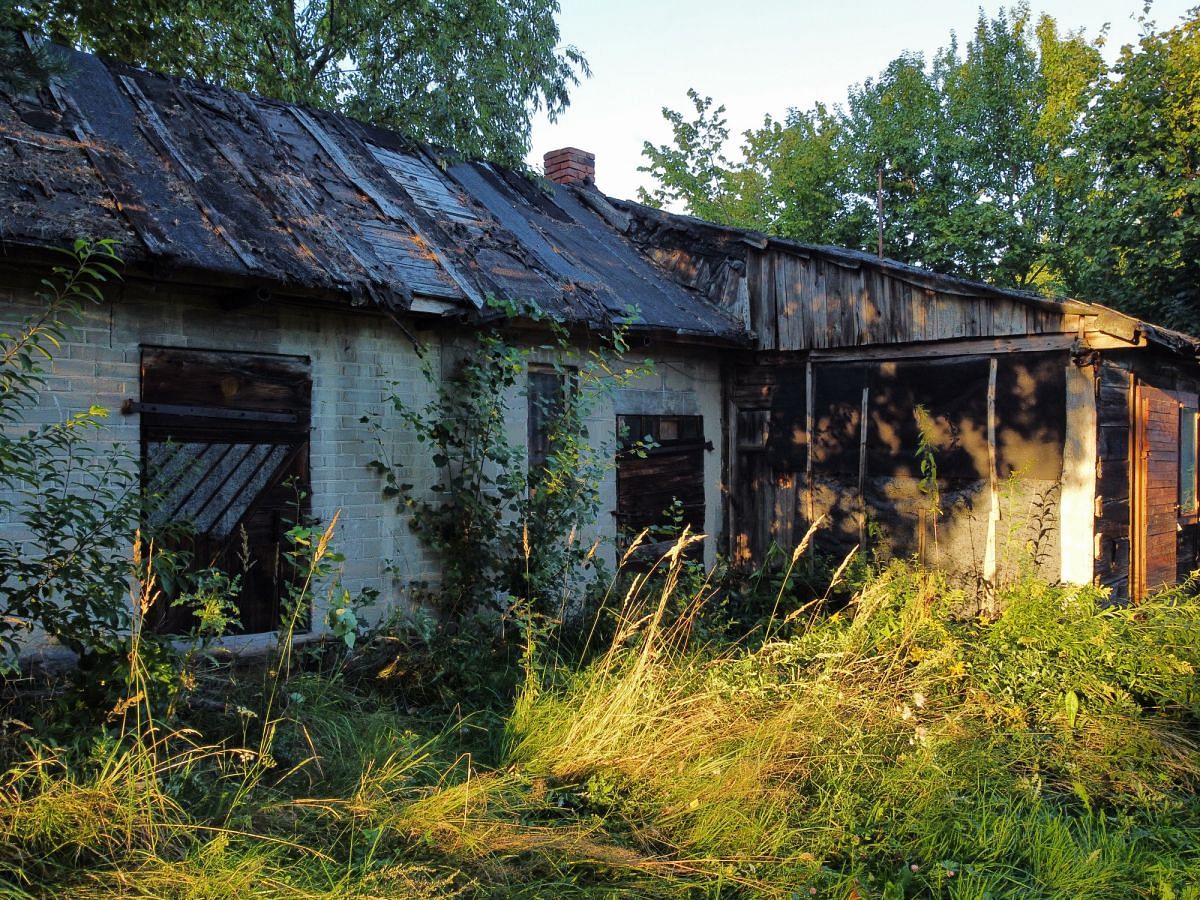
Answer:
0, 45, 747, 342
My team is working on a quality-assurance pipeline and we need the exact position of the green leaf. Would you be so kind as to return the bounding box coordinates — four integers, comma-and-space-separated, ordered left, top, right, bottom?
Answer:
1064, 689, 1080, 728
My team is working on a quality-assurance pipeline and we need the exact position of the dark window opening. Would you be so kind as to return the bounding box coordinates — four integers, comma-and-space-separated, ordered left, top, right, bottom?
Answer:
616, 414, 706, 563
528, 366, 569, 472
139, 347, 312, 635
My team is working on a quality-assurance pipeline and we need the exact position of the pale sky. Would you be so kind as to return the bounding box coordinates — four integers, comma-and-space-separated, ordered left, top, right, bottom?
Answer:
528, 0, 1198, 203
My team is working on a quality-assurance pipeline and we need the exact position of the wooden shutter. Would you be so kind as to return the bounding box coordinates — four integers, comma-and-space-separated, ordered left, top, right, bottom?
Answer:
616, 415, 706, 563
139, 347, 311, 634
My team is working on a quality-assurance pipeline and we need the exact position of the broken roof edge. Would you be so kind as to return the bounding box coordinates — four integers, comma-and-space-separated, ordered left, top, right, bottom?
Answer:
465, 301, 754, 350
603, 194, 1200, 361
5, 43, 748, 344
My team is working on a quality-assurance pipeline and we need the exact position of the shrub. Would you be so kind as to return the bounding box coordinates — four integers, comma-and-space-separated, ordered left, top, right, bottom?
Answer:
0, 239, 143, 667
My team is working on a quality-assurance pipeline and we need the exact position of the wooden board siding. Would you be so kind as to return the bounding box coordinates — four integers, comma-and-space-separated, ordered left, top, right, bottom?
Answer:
1094, 365, 1132, 600
1134, 382, 1180, 596
747, 249, 1073, 352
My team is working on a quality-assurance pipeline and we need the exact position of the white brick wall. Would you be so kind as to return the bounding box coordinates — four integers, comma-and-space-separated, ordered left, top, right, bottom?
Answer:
1, 274, 728, 652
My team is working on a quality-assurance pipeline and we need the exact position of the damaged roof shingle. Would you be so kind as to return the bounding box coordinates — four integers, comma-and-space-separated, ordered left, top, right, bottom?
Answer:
0, 46, 748, 344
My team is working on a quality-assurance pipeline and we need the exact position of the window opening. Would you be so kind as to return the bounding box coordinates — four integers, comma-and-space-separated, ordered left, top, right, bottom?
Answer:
528, 365, 570, 472
1181, 405, 1198, 517
616, 414, 706, 564
138, 347, 312, 635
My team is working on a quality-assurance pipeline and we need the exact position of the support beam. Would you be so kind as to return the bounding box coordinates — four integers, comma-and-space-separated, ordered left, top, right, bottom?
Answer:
1061, 362, 1099, 584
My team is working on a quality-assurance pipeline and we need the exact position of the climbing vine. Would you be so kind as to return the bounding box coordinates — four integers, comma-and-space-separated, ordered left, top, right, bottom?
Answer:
365, 304, 651, 626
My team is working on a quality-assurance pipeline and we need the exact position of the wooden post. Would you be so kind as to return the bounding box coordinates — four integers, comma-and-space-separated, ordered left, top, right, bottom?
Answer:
805, 360, 815, 525
983, 358, 999, 599
858, 384, 869, 546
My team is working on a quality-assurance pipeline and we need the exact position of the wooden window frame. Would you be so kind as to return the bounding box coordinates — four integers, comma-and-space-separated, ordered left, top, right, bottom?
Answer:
614, 414, 707, 565
527, 364, 574, 473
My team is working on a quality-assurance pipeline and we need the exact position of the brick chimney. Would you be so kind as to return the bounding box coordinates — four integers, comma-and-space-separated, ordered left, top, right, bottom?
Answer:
543, 147, 595, 186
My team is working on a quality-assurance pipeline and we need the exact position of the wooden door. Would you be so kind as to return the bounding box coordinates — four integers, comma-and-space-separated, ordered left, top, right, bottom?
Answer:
140, 347, 312, 634
1133, 382, 1179, 598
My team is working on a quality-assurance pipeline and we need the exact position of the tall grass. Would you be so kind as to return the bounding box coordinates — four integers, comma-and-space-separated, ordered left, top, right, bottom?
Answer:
507, 556, 1200, 896
3, 534, 1200, 896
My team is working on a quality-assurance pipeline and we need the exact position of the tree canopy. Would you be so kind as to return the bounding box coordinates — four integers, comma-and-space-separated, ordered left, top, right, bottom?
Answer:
5, 0, 587, 163
1068, 13, 1200, 333
641, 5, 1200, 332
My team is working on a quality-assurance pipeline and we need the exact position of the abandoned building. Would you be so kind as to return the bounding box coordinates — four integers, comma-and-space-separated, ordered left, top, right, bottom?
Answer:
2, 45, 1198, 648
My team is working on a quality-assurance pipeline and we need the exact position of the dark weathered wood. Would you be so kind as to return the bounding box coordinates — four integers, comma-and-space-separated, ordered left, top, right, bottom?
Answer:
141, 346, 312, 636
807, 333, 1076, 362
141, 347, 311, 417
1097, 426, 1130, 464
1135, 383, 1180, 596
126, 401, 298, 424
119, 75, 261, 272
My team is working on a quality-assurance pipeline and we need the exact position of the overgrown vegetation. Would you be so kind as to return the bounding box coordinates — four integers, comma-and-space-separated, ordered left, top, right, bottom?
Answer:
4, 535, 1200, 896
3, 256, 1200, 896
361, 305, 651, 704
0, 239, 138, 668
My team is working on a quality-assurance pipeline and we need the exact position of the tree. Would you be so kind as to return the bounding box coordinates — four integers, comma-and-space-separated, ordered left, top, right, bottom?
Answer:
640, 5, 1104, 293
837, 51, 947, 266
638, 90, 859, 246
637, 89, 747, 225
933, 10, 1102, 290
0, 14, 67, 93
1067, 12, 1200, 333
7, 0, 587, 163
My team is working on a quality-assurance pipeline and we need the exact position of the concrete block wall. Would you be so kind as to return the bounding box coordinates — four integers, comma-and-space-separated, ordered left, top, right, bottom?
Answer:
1, 273, 728, 653
512, 339, 726, 570
1, 276, 446, 651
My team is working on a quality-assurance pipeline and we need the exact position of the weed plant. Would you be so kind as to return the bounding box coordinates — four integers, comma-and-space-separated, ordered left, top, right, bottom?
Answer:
3, 529, 1200, 896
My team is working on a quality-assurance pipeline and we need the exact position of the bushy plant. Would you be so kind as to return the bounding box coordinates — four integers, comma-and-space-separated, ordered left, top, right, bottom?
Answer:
0, 239, 143, 668
505, 554, 1200, 895
364, 302, 649, 654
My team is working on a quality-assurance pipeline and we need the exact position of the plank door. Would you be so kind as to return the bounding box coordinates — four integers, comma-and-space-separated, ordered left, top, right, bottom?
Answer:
140, 347, 312, 634
1133, 382, 1179, 598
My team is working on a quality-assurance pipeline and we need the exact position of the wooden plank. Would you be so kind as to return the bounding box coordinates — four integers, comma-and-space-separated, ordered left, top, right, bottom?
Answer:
1134, 382, 1181, 597
1098, 425, 1130, 461
858, 384, 869, 546
864, 270, 883, 343
912, 287, 929, 342
747, 250, 763, 339
118, 75, 260, 272
805, 359, 815, 524
844, 271, 864, 345
813, 264, 829, 349
775, 253, 796, 350
891, 278, 909, 343
141, 347, 311, 416
848, 269, 864, 346
760, 253, 777, 350
1062, 361, 1098, 583
808, 333, 1077, 361
291, 107, 485, 308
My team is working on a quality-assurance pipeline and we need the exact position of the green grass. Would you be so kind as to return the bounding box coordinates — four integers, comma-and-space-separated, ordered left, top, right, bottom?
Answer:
3, 549, 1200, 897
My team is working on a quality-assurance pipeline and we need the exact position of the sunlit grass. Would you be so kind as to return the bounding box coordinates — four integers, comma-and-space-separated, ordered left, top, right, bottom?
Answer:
3, 536, 1200, 896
